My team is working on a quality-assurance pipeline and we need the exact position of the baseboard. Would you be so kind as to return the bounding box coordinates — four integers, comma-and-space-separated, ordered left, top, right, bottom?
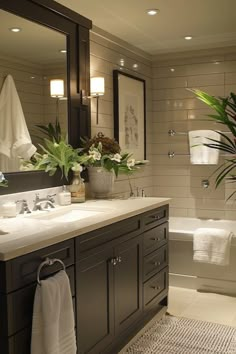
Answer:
169, 273, 197, 289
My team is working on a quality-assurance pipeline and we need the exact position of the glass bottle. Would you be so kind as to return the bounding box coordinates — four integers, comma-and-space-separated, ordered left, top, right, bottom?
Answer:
69, 171, 85, 203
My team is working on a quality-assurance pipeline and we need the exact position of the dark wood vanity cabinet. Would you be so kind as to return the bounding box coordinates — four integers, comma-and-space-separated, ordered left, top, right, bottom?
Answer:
0, 204, 169, 354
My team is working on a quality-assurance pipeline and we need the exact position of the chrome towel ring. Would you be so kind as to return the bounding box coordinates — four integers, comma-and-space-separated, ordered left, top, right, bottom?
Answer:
37, 257, 66, 285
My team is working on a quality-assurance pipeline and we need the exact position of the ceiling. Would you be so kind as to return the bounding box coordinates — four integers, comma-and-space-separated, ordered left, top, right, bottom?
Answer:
0, 10, 66, 65
56, 0, 236, 55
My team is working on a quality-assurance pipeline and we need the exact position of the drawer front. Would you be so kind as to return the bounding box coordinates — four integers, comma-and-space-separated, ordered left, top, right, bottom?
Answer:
143, 205, 168, 231
143, 267, 168, 308
77, 216, 141, 256
0, 266, 75, 337
10, 239, 75, 291
143, 245, 168, 282
143, 222, 168, 255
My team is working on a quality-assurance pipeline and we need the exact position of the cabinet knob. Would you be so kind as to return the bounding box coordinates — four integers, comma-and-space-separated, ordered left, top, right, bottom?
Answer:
117, 256, 122, 263
110, 257, 117, 266
150, 285, 160, 290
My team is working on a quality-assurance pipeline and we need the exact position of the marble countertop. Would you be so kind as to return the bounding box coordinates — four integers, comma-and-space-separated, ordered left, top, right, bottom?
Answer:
0, 197, 170, 261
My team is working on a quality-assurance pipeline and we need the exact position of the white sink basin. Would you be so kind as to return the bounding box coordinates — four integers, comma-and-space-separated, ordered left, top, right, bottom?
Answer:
28, 205, 108, 223
31, 208, 104, 223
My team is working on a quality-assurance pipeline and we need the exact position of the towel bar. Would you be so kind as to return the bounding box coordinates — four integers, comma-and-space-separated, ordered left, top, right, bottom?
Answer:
37, 257, 66, 285
168, 129, 231, 136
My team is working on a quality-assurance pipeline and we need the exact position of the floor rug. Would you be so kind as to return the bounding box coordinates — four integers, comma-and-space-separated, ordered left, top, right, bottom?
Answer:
121, 316, 236, 353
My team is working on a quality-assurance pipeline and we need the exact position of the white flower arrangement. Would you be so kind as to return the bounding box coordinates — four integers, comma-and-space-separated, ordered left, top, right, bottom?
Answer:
0, 171, 8, 187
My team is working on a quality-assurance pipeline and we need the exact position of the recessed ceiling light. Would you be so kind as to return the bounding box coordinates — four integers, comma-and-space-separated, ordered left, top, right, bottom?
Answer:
170, 68, 175, 72
146, 9, 159, 16
213, 61, 220, 65
30, 76, 36, 79
133, 64, 138, 69
184, 35, 192, 40
120, 59, 125, 66
9, 27, 21, 33
59, 49, 67, 54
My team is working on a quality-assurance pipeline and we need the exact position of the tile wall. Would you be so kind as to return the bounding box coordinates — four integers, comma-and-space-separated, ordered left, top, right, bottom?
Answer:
89, 30, 154, 198
152, 49, 236, 219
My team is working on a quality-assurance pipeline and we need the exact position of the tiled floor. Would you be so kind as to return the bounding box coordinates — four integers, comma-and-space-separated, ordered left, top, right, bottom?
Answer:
168, 286, 236, 327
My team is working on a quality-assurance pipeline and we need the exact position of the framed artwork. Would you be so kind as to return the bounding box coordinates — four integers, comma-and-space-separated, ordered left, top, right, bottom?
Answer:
113, 70, 146, 160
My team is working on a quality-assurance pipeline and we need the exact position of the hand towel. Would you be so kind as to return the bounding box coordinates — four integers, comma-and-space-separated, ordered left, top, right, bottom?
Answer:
193, 228, 233, 266
0, 75, 36, 171
31, 270, 76, 354
188, 130, 220, 164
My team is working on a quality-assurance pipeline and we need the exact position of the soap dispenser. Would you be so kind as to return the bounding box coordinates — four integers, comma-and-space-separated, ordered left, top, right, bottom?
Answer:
58, 185, 71, 205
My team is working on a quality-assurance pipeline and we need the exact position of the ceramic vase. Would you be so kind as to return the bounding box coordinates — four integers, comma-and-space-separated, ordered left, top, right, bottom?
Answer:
88, 167, 114, 199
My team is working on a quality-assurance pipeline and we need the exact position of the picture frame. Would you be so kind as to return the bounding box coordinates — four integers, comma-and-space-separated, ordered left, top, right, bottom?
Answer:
113, 70, 146, 160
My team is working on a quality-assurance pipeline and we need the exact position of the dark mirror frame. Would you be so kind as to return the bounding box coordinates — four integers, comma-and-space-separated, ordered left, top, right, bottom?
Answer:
0, 0, 92, 195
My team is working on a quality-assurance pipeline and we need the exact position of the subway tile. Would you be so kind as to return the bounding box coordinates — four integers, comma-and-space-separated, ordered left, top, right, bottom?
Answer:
153, 98, 206, 112
225, 72, 236, 85
153, 85, 224, 101
153, 165, 190, 176
187, 73, 224, 87
169, 208, 189, 217
153, 110, 188, 123
156, 175, 190, 187
154, 186, 190, 198
153, 77, 188, 90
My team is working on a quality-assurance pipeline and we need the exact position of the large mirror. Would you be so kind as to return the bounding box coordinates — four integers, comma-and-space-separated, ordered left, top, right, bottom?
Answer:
0, 10, 67, 173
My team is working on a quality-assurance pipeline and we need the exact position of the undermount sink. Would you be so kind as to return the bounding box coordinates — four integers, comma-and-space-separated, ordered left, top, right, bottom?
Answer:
28, 205, 107, 223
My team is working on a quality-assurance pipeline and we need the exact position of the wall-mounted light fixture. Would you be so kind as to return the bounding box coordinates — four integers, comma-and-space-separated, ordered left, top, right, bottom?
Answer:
50, 79, 64, 126
90, 77, 105, 125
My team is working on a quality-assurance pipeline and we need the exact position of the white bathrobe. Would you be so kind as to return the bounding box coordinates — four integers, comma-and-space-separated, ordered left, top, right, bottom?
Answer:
0, 74, 36, 171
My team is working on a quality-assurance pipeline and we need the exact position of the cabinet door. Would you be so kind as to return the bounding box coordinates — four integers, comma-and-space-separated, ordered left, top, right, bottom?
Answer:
76, 248, 114, 354
114, 236, 142, 335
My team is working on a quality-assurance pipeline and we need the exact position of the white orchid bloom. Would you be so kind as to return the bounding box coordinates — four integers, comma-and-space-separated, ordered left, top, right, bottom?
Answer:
89, 150, 101, 161
110, 153, 122, 162
127, 159, 136, 169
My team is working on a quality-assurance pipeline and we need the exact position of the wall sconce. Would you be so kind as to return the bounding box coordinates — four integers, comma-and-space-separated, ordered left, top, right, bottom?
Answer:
50, 79, 64, 98
90, 77, 105, 124
50, 79, 64, 125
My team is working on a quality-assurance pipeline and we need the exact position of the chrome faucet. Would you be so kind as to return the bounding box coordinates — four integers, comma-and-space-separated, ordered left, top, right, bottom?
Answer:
33, 193, 56, 211
16, 199, 31, 214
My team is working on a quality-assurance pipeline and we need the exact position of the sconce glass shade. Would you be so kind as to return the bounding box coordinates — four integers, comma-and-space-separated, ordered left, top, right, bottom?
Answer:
90, 77, 105, 96
50, 79, 64, 98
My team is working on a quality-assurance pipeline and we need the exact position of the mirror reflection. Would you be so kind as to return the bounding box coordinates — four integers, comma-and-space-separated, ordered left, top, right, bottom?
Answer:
0, 10, 67, 173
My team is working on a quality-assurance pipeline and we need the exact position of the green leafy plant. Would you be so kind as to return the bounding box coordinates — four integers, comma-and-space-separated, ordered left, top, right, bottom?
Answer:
22, 139, 82, 181
191, 89, 236, 200
34, 121, 63, 143
0, 172, 8, 187
79, 132, 148, 177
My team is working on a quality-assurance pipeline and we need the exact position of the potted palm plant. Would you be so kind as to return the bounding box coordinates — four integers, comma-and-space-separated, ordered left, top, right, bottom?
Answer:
191, 89, 236, 200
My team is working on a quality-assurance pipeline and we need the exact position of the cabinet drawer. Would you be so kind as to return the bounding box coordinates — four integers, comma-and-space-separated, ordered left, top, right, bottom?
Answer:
143, 205, 168, 231
143, 222, 168, 255
8, 239, 75, 292
77, 216, 141, 256
143, 245, 168, 282
143, 267, 168, 308
0, 266, 75, 337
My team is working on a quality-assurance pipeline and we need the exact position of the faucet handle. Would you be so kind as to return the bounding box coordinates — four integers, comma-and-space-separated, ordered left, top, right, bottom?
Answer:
16, 199, 31, 214
47, 194, 56, 203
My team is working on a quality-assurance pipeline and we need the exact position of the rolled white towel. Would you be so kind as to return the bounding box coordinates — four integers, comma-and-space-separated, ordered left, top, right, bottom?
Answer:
193, 228, 233, 266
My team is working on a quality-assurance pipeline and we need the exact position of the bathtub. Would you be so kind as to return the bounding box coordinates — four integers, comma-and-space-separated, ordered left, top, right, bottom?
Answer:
168, 217, 236, 295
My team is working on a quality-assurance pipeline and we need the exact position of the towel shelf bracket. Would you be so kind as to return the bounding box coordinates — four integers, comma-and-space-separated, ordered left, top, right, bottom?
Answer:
37, 257, 66, 285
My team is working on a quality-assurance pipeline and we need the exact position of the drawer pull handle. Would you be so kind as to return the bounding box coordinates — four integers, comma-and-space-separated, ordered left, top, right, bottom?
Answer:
151, 215, 161, 220
150, 285, 160, 290
153, 261, 161, 267
150, 237, 160, 241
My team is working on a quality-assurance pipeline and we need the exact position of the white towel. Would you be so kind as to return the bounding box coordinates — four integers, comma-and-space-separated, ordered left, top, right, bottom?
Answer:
0, 75, 36, 172
193, 228, 233, 266
188, 130, 220, 164
31, 270, 77, 354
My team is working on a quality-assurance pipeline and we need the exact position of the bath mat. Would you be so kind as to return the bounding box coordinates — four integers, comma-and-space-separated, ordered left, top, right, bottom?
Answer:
121, 316, 236, 353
